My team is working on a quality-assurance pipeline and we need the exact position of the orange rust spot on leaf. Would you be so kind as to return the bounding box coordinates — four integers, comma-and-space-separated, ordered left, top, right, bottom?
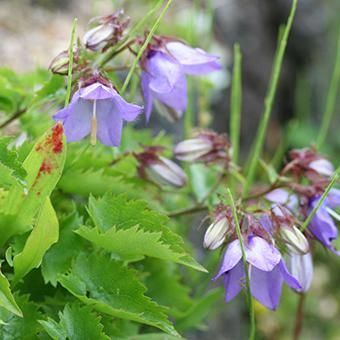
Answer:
35, 123, 64, 154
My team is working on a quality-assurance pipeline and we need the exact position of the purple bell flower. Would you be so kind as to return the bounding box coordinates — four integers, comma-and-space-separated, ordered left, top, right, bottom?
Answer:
308, 188, 340, 255
141, 41, 221, 121
53, 82, 143, 147
213, 236, 301, 310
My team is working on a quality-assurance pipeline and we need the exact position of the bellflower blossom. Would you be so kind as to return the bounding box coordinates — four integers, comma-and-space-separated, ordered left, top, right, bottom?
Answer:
213, 235, 301, 310
308, 188, 340, 255
53, 81, 143, 147
141, 40, 221, 121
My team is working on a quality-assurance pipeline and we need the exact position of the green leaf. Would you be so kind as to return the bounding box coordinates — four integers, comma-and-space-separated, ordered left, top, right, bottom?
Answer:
0, 137, 26, 186
41, 210, 85, 286
12, 198, 59, 284
0, 270, 22, 316
127, 335, 180, 340
87, 194, 206, 272
0, 124, 66, 245
58, 253, 179, 336
39, 304, 109, 340
0, 294, 42, 339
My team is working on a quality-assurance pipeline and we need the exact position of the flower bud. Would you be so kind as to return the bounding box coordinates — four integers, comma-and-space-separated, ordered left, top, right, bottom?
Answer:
174, 130, 230, 164
309, 159, 334, 177
83, 24, 116, 51
174, 138, 213, 162
204, 217, 230, 250
146, 156, 187, 188
49, 50, 76, 75
280, 226, 309, 255
287, 252, 313, 292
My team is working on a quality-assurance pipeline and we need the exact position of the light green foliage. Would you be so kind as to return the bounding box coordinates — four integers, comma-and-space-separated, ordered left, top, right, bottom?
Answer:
39, 304, 109, 340
0, 294, 42, 339
41, 210, 85, 286
58, 253, 179, 336
12, 198, 59, 284
0, 270, 22, 317
87, 194, 206, 272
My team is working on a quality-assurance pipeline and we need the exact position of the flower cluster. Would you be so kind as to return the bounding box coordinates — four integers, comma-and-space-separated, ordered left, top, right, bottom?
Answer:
204, 148, 339, 309
51, 12, 221, 148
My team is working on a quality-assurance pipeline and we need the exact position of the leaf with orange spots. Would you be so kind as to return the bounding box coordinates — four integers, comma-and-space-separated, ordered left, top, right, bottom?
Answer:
0, 124, 66, 245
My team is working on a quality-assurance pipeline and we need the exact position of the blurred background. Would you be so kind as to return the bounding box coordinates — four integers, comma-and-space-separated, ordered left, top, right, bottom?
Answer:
1, 0, 339, 339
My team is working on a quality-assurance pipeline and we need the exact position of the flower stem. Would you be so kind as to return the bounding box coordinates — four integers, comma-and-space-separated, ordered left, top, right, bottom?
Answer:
316, 30, 340, 149
120, 0, 173, 95
226, 189, 256, 340
300, 167, 339, 232
64, 18, 78, 107
293, 294, 305, 340
242, 0, 297, 197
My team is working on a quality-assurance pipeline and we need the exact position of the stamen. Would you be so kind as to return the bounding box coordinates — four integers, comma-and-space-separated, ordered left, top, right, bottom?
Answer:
91, 99, 97, 145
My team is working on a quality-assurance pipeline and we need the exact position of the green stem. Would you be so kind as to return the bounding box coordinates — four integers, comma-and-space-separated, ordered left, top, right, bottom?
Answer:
64, 18, 78, 107
316, 31, 340, 148
300, 167, 339, 232
243, 0, 297, 197
120, 0, 173, 95
230, 43, 242, 165
226, 189, 256, 340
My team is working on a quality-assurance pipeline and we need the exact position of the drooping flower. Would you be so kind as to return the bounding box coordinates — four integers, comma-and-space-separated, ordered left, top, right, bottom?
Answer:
287, 251, 313, 293
134, 146, 187, 188
174, 130, 230, 164
141, 39, 221, 121
308, 188, 340, 255
213, 236, 301, 310
53, 80, 142, 147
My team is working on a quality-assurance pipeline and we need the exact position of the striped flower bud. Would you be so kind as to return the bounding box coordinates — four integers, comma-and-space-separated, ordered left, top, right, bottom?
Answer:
287, 252, 313, 292
49, 50, 77, 75
280, 226, 309, 255
309, 159, 334, 177
204, 217, 230, 250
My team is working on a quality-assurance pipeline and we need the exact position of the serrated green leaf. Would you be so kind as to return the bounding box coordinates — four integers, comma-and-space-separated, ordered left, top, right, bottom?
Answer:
87, 194, 206, 272
0, 270, 22, 317
77, 225, 194, 266
39, 304, 109, 340
0, 124, 66, 245
41, 210, 85, 286
12, 198, 59, 284
0, 137, 26, 186
127, 335, 180, 340
58, 253, 179, 336
0, 294, 42, 339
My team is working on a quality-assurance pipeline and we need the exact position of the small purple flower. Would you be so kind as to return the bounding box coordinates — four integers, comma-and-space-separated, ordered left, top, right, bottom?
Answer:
53, 82, 142, 147
308, 188, 340, 255
141, 40, 221, 121
214, 236, 301, 310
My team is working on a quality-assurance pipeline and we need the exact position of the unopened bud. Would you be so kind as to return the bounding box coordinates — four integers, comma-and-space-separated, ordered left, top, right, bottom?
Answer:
309, 159, 334, 177
49, 50, 76, 75
204, 217, 229, 250
174, 138, 213, 162
287, 252, 313, 292
83, 24, 116, 51
280, 226, 309, 255
146, 156, 187, 188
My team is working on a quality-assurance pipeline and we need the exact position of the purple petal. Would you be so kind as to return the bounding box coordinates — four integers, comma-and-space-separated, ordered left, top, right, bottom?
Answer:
53, 99, 92, 142
96, 100, 123, 147
309, 159, 334, 177
213, 239, 242, 280
110, 92, 143, 122
308, 204, 340, 255
223, 261, 245, 302
327, 188, 340, 209
250, 265, 283, 310
146, 52, 182, 93
266, 189, 298, 211
78, 83, 117, 100
286, 253, 313, 292
141, 72, 154, 122
166, 41, 221, 75
246, 236, 281, 272
259, 214, 274, 233
151, 74, 187, 116
277, 259, 302, 291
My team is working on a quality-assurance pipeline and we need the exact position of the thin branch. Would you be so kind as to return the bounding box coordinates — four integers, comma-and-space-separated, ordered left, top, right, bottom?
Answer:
293, 294, 305, 340
0, 108, 27, 129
